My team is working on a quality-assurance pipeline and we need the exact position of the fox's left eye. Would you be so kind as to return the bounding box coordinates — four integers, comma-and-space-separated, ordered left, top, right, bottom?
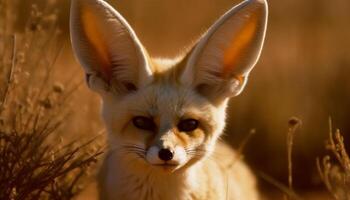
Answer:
132, 116, 155, 131
178, 119, 199, 132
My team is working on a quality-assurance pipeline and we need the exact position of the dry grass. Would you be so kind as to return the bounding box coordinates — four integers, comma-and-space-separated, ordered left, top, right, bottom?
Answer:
0, 1, 103, 199
317, 119, 350, 200
261, 117, 349, 200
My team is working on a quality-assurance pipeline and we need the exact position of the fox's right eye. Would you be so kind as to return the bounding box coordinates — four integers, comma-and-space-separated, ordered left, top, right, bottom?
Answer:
132, 116, 155, 131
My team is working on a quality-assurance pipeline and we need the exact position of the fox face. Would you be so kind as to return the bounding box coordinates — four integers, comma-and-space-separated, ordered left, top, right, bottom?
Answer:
70, 0, 267, 173
100, 63, 228, 172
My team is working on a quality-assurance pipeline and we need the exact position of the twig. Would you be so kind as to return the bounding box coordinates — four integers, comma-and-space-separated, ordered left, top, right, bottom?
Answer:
0, 34, 16, 111
258, 171, 304, 200
286, 117, 301, 199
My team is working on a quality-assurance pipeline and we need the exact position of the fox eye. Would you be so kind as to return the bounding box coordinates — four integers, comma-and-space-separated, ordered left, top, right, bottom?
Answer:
132, 116, 155, 131
178, 119, 199, 132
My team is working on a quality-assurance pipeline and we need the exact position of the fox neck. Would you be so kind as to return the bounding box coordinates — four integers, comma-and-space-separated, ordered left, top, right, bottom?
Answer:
105, 149, 202, 200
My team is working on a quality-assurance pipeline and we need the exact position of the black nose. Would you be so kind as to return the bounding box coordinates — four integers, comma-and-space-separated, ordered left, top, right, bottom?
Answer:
158, 148, 174, 161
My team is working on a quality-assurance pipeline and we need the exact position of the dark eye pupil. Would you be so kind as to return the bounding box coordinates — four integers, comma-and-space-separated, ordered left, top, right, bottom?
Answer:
178, 119, 199, 132
132, 116, 155, 131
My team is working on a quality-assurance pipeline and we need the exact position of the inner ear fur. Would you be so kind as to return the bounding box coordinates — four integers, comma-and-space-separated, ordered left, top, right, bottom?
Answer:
181, 0, 268, 101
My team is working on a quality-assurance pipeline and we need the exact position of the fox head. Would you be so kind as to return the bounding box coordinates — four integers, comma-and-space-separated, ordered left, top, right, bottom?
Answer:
70, 0, 267, 172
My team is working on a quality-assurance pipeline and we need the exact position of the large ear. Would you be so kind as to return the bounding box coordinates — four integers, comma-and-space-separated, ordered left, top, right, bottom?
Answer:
181, 0, 268, 102
70, 0, 152, 96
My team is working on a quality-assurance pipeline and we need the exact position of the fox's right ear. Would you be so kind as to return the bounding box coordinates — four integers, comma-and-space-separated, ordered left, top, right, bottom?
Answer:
70, 0, 152, 96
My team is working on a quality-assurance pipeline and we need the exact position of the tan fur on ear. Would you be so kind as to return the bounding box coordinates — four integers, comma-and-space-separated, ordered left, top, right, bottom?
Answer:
80, 5, 112, 80
181, 0, 268, 100
223, 9, 260, 76
70, 0, 152, 94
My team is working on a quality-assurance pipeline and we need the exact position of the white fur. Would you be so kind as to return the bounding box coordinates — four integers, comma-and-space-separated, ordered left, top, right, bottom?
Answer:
146, 146, 162, 164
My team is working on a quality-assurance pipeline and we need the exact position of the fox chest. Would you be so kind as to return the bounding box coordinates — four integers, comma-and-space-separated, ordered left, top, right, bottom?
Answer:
104, 169, 205, 200
101, 159, 210, 200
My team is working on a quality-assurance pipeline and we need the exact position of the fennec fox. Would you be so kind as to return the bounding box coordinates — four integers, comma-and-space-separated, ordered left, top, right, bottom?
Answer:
70, 0, 268, 199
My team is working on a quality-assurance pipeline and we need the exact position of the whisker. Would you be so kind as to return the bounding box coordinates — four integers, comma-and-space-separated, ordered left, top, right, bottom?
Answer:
122, 150, 147, 161
122, 149, 146, 155
185, 148, 221, 163
122, 147, 146, 152
121, 144, 146, 150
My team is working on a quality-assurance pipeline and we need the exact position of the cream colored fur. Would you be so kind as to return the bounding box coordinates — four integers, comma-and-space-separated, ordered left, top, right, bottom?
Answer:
70, 0, 268, 199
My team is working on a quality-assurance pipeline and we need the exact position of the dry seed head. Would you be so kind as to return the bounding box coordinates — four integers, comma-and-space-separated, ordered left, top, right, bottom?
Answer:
25, 97, 33, 107
59, 136, 63, 144
17, 52, 25, 64
23, 71, 30, 77
39, 98, 52, 109
10, 188, 17, 199
47, 0, 57, 5
324, 156, 331, 169
29, 23, 39, 32
51, 154, 55, 161
77, 184, 84, 191
330, 167, 342, 181
12, 77, 19, 85
53, 82, 64, 94
15, 66, 21, 73
288, 117, 301, 128
30, 4, 42, 17
44, 13, 58, 22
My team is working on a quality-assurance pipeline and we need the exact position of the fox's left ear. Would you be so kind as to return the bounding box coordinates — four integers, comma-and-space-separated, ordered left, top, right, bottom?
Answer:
181, 0, 268, 102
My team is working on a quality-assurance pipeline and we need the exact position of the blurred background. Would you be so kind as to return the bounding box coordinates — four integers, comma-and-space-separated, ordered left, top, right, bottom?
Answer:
2, 0, 350, 199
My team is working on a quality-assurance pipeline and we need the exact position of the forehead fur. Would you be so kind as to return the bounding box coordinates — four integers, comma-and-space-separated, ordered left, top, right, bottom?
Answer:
137, 58, 208, 118
149, 55, 188, 86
